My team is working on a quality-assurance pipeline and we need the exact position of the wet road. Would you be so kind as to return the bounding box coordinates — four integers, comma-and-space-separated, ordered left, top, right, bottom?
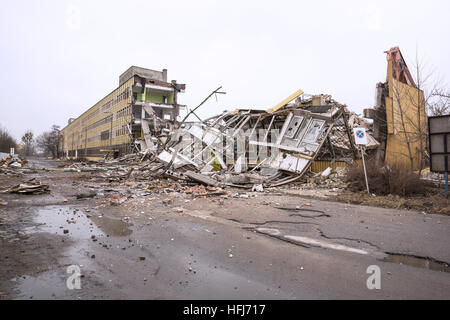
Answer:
6, 201, 450, 300
1, 159, 450, 299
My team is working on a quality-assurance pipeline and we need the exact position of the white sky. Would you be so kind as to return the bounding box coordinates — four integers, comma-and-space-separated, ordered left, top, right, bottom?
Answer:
1, 0, 449, 140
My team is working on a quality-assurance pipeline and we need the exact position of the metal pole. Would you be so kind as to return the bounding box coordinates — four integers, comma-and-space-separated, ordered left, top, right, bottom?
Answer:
361, 145, 370, 195
445, 172, 448, 199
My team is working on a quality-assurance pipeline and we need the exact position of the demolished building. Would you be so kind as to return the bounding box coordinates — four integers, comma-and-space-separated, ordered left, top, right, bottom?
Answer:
59, 66, 186, 159
146, 88, 376, 187
62, 48, 428, 187
59, 66, 379, 187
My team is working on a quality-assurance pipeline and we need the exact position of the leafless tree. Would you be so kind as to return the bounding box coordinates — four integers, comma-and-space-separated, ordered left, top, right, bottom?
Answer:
0, 125, 16, 153
428, 87, 450, 116
21, 130, 35, 156
36, 125, 60, 158
391, 50, 450, 172
390, 52, 431, 172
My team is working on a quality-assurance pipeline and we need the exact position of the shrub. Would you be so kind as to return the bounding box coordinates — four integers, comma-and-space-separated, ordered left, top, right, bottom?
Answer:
345, 159, 424, 196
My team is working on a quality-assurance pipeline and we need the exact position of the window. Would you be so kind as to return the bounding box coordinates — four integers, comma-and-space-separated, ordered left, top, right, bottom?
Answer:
284, 116, 304, 139
100, 130, 110, 141
303, 119, 325, 142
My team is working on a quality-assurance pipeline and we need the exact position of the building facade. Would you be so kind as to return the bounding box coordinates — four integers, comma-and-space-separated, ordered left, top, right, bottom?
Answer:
59, 66, 185, 159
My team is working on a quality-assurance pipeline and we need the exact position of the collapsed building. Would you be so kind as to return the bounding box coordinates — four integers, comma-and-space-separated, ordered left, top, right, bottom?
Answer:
59, 73, 379, 188
60, 47, 423, 188
143, 89, 376, 187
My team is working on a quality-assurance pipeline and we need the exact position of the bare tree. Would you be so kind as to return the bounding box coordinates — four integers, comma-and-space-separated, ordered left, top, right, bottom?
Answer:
0, 125, 16, 153
21, 130, 35, 156
36, 125, 60, 158
391, 86, 420, 171
428, 87, 450, 116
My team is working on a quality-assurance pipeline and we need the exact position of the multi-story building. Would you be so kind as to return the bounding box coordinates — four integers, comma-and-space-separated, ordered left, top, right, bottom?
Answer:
59, 66, 185, 159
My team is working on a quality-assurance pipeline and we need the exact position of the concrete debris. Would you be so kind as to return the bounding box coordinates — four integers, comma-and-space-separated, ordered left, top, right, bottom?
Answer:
8, 91, 381, 200
1, 178, 50, 194
252, 184, 264, 192
0, 155, 28, 168
184, 170, 220, 187
320, 167, 332, 179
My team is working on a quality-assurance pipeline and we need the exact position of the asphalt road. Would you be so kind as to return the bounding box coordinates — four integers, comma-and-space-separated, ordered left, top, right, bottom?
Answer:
1, 159, 449, 299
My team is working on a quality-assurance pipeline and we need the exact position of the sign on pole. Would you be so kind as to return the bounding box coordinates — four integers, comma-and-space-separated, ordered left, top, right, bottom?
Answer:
353, 127, 370, 195
353, 128, 368, 145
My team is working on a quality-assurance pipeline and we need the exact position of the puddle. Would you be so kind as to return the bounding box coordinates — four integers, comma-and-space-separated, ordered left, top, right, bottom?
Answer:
25, 206, 132, 239
384, 253, 450, 273
12, 206, 132, 299
11, 271, 74, 300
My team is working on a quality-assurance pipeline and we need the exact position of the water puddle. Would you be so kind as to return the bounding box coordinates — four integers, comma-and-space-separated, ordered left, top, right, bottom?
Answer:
12, 206, 133, 299
11, 271, 73, 300
384, 253, 450, 273
24, 206, 132, 239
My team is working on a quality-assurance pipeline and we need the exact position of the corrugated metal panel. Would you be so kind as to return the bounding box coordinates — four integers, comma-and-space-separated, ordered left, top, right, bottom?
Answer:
309, 161, 348, 173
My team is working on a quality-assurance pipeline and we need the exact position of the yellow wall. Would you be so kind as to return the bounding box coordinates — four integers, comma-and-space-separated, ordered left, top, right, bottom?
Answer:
385, 61, 427, 170
61, 77, 135, 154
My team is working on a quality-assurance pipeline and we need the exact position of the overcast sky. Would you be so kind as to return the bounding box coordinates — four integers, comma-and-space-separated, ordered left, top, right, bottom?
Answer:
1, 0, 449, 140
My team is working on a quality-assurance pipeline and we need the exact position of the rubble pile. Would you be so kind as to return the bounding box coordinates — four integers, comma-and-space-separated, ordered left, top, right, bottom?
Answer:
0, 154, 41, 175
55, 91, 378, 197
301, 167, 349, 190
0, 178, 50, 194
0, 92, 378, 201
0, 154, 28, 169
124, 91, 376, 190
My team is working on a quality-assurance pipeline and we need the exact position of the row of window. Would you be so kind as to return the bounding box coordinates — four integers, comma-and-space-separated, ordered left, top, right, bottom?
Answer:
115, 125, 129, 137
100, 130, 110, 141
81, 86, 131, 125
101, 87, 131, 113
83, 126, 129, 144
116, 105, 132, 120
87, 115, 112, 132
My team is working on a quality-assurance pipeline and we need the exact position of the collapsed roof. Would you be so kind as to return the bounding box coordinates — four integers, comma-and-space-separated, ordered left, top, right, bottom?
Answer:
137, 89, 379, 187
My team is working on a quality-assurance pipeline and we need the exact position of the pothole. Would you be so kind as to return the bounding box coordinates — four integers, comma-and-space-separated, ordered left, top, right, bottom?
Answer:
383, 253, 450, 273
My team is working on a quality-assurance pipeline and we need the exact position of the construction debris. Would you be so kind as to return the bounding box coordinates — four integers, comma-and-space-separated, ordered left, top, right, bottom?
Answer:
0, 91, 380, 202
47, 90, 382, 198
1, 178, 50, 194
0, 155, 28, 169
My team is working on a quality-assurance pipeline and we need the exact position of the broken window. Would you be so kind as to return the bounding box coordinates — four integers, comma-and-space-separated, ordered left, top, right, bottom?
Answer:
284, 116, 304, 138
303, 119, 325, 142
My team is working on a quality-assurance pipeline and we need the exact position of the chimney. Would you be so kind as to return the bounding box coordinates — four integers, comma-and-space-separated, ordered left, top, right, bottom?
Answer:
162, 69, 168, 82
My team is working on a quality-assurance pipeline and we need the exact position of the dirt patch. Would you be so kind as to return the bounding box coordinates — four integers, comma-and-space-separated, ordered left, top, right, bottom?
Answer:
334, 189, 449, 215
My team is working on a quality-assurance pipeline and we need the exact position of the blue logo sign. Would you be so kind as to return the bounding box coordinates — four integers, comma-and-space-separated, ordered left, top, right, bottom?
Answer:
356, 130, 364, 138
